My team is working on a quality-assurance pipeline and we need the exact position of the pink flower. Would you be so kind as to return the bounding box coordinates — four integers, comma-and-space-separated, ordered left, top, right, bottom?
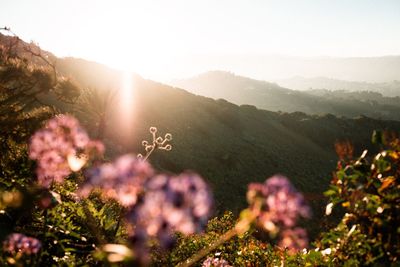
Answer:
3, 233, 41, 255
278, 227, 309, 254
247, 175, 311, 230
127, 172, 213, 260
79, 154, 154, 206
202, 257, 232, 267
29, 115, 104, 187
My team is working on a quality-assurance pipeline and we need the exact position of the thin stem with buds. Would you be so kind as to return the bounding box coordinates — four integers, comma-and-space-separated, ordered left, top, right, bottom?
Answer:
138, 127, 172, 161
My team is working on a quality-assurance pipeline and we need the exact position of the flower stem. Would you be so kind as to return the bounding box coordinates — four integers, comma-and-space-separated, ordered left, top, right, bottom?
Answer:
143, 145, 155, 161
176, 208, 256, 267
176, 227, 239, 267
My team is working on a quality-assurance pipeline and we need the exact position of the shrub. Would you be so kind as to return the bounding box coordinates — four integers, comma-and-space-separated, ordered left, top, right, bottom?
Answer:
318, 133, 400, 265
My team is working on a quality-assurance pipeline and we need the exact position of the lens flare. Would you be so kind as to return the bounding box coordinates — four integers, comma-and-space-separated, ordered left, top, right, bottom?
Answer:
116, 71, 136, 141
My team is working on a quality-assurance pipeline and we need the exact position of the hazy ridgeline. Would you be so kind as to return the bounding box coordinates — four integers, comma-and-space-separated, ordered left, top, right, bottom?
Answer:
171, 71, 400, 121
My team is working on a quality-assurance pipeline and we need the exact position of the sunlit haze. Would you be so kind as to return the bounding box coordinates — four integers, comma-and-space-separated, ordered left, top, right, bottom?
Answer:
1, 0, 400, 81
117, 71, 136, 138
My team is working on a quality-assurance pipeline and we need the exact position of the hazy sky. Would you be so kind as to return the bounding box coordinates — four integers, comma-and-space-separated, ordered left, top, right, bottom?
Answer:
1, 0, 400, 80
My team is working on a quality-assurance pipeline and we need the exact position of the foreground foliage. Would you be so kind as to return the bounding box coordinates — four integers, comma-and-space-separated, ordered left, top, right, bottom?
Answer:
317, 133, 400, 265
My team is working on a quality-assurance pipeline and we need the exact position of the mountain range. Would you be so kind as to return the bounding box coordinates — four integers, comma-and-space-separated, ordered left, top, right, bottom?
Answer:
165, 54, 400, 83
171, 71, 400, 121
276, 76, 400, 97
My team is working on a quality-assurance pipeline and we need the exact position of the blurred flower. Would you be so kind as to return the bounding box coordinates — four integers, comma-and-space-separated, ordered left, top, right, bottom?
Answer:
247, 175, 311, 231
29, 115, 104, 187
130, 172, 213, 234
3, 233, 41, 255
79, 154, 154, 206
127, 173, 213, 261
278, 227, 309, 254
202, 257, 232, 267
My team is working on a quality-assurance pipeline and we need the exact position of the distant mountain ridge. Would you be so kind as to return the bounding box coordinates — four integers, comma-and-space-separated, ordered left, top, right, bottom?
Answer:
276, 76, 400, 97
170, 71, 400, 121
167, 54, 400, 83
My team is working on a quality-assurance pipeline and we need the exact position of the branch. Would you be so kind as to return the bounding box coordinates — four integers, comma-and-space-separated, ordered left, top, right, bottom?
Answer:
176, 228, 238, 267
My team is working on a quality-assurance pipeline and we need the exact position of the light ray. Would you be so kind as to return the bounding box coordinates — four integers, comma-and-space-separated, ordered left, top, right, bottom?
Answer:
116, 71, 136, 141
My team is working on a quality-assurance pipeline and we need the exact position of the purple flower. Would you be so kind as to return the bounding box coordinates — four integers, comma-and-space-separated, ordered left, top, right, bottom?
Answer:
79, 154, 154, 206
247, 175, 311, 231
202, 257, 232, 267
127, 173, 213, 260
3, 233, 41, 255
130, 173, 212, 234
81, 156, 212, 262
278, 227, 309, 254
29, 115, 104, 187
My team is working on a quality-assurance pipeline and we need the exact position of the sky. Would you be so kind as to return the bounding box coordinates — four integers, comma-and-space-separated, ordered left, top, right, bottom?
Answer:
1, 0, 400, 81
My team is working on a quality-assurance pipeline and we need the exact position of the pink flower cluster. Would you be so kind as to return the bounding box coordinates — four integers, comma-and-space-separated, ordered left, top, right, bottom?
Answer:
247, 175, 311, 252
127, 173, 213, 262
26, 115, 214, 263
278, 227, 309, 254
79, 151, 213, 263
247, 175, 311, 228
29, 115, 104, 187
202, 257, 232, 267
79, 154, 154, 206
3, 233, 41, 255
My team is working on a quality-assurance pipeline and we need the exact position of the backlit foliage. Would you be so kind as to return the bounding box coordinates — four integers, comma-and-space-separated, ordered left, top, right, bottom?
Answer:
319, 132, 400, 265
